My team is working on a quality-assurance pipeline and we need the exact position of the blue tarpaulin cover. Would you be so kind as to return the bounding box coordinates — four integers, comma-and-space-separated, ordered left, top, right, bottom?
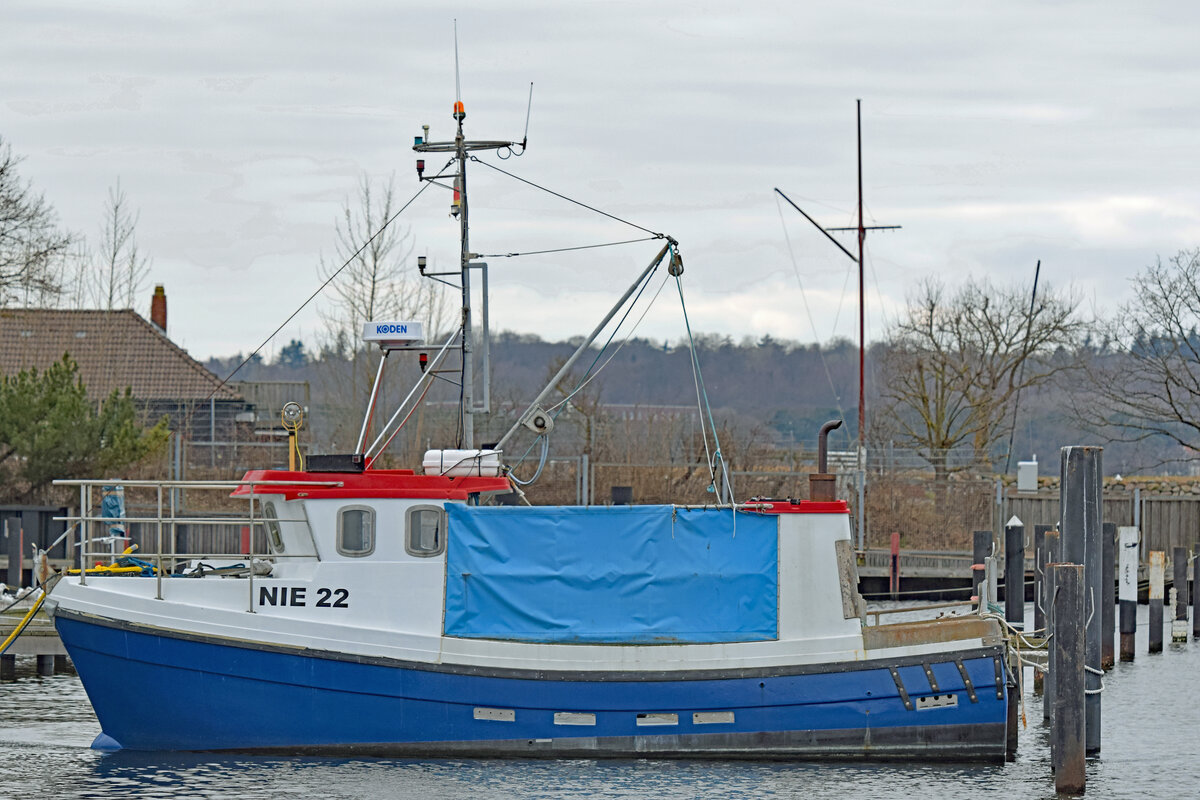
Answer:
443, 505, 778, 643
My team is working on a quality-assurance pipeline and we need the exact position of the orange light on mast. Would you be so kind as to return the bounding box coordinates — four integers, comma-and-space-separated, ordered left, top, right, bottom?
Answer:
453, 101, 465, 120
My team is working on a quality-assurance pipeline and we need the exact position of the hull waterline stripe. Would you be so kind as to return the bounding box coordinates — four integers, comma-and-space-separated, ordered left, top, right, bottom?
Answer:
53, 607, 1004, 684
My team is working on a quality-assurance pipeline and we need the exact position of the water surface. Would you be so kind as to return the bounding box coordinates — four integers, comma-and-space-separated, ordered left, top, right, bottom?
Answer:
1, 604, 1194, 799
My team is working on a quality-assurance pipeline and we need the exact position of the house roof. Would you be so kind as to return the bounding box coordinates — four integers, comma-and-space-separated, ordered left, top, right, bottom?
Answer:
0, 309, 241, 402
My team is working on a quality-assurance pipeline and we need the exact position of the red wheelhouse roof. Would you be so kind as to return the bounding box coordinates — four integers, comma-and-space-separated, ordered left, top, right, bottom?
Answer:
232, 469, 512, 501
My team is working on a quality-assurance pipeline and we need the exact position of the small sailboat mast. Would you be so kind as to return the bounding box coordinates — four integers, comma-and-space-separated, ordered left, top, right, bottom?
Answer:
774, 100, 900, 548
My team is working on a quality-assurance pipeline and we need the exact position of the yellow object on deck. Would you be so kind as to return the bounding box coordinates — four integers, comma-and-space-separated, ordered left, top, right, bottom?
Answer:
66, 565, 148, 576
66, 545, 157, 576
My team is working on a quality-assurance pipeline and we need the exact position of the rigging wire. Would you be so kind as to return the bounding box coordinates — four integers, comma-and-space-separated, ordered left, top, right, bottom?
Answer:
197, 161, 449, 407
476, 236, 660, 259
672, 251, 730, 502
548, 273, 671, 413
365, 380, 434, 468
470, 155, 665, 239
831, 253, 855, 340
508, 257, 668, 476
774, 196, 849, 431
546, 270, 668, 416
501, 247, 667, 479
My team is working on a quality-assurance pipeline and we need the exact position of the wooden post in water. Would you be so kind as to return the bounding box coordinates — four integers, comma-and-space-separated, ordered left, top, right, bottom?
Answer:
1173, 546, 1189, 643
1051, 563, 1086, 795
1102, 521, 1116, 669
0, 653, 14, 682
1118, 526, 1138, 662
973, 529, 990, 604
889, 531, 900, 600
1003, 516, 1024, 760
1059, 445, 1102, 756
1005, 517, 1025, 628
1043, 530, 1061, 721
987, 555, 999, 612
1033, 524, 1051, 695
1034, 524, 1050, 632
1193, 549, 1200, 640
1149, 550, 1165, 654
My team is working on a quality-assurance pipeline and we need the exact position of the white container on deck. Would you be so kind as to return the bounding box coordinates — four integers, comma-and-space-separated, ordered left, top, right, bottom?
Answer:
422, 449, 503, 477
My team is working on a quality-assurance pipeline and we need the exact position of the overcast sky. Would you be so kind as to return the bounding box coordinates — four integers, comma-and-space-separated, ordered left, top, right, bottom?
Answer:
3, 1, 1199, 361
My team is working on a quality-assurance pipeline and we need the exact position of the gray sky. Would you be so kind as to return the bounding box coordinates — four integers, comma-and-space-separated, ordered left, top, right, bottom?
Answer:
3, 1, 1198, 360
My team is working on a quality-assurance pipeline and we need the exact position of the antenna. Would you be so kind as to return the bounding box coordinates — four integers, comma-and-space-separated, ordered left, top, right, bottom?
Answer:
522, 82, 533, 147
453, 20, 462, 107
413, 30, 527, 448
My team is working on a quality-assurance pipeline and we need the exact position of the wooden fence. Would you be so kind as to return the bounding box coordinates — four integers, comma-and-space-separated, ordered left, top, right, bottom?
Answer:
1003, 492, 1200, 562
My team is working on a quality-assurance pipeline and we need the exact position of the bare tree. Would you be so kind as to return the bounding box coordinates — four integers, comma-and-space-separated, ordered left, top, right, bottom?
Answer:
1078, 249, 1200, 464
319, 174, 449, 340
315, 174, 449, 443
0, 136, 74, 306
91, 179, 150, 310
876, 275, 1084, 482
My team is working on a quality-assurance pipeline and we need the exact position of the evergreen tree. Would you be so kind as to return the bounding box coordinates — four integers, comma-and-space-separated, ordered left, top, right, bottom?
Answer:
0, 355, 169, 501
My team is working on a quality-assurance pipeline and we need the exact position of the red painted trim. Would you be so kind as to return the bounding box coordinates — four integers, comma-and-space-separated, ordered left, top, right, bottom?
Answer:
231, 469, 511, 501
751, 500, 850, 515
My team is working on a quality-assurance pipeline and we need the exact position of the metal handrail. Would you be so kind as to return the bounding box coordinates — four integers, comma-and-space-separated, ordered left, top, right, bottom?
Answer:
866, 600, 976, 626
62, 478, 335, 610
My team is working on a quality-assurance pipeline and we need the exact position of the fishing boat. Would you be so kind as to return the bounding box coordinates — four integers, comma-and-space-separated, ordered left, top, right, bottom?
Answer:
42, 88, 1013, 760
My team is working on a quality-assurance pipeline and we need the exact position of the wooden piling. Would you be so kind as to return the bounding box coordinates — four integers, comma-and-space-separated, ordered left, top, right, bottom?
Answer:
1003, 517, 1024, 761
972, 529, 991, 603
1043, 530, 1061, 722
1193, 549, 1200, 640
36, 654, 53, 677
1051, 563, 1086, 795
1005, 517, 1025, 629
1059, 445, 1102, 756
0, 653, 13, 682
889, 531, 900, 600
1173, 546, 1189, 643
1102, 522, 1116, 669
1149, 550, 1165, 654
53, 654, 70, 673
1034, 525, 1051, 633
1033, 524, 1051, 695
1118, 526, 1138, 662
987, 555, 999, 611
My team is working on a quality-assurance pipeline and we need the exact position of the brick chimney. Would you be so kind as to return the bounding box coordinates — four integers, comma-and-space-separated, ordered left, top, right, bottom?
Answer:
150, 284, 167, 332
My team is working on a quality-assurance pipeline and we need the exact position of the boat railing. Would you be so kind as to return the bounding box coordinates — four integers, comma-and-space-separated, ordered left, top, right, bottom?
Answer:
864, 600, 978, 626
53, 478, 342, 611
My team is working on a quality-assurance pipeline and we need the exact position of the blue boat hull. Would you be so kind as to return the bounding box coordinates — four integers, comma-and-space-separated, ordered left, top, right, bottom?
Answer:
54, 610, 1008, 760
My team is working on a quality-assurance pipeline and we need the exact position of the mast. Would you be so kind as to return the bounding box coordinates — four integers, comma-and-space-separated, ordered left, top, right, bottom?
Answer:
775, 103, 900, 550
856, 100, 865, 475
455, 100, 474, 449
412, 92, 525, 452
856, 99, 866, 550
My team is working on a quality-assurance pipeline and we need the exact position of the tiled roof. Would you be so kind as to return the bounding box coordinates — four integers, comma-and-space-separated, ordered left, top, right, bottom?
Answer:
0, 309, 240, 402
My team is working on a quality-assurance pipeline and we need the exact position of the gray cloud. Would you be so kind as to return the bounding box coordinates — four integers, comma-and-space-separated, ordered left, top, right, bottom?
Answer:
1, 0, 1198, 357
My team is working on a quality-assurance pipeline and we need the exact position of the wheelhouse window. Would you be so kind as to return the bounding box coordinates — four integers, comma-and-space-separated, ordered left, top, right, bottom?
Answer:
406, 505, 446, 557
262, 501, 285, 553
337, 505, 375, 557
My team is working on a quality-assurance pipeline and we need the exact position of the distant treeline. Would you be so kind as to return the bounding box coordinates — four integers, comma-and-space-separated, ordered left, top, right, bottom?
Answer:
204, 330, 1186, 476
